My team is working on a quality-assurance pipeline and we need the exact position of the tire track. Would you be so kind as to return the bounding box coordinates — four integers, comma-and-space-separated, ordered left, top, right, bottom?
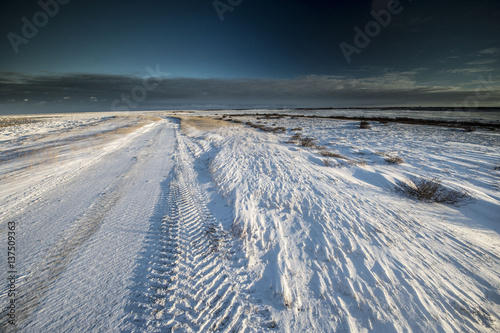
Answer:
157, 166, 243, 332
123, 129, 252, 332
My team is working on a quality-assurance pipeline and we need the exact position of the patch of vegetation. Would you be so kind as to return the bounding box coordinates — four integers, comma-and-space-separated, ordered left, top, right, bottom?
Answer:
395, 176, 473, 205
359, 121, 371, 129
319, 150, 346, 159
299, 137, 317, 148
263, 114, 284, 119
245, 121, 281, 133
291, 127, 303, 131
0, 117, 37, 128
385, 155, 404, 164
348, 159, 367, 166
273, 126, 286, 133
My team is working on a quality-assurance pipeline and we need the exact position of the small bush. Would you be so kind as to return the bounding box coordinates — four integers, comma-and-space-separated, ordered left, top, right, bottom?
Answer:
349, 160, 367, 166
291, 127, 303, 131
273, 126, 287, 133
385, 155, 404, 164
319, 150, 346, 159
290, 133, 302, 141
323, 159, 332, 167
359, 121, 371, 129
300, 137, 317, 148
395, 176, 472, 205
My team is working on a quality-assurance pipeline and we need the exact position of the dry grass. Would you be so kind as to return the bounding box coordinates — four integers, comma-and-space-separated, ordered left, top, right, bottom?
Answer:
359, 121, 371, 129
319, 150, 347, 159
348, 160, 367, 166
179, 116, 234, 131
463, 126, 476, 132
245, 121, 285, 133
395, 176, 473, 205
0, 117, 38, 128
299, 137, 317, 148
140, 115, 162, 122
385, 155, 404, 164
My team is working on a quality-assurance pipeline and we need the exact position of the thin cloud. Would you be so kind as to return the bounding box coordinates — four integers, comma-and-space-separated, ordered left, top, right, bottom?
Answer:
478, 48, 500, 55
467, 59, 497, 65
445, 67, 494, 74
1, 72, 499, 113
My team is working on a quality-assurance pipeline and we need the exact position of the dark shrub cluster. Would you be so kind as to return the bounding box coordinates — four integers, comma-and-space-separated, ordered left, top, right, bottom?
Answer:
319, 150, 346, 159
385, 155, 404, 164
299, 137, 317, 148
395, 176, 473, 205
359, 121, 371, 129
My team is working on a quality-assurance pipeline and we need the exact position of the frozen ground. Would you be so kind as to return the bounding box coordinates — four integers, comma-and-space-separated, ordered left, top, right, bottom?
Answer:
0, 111, 499, 332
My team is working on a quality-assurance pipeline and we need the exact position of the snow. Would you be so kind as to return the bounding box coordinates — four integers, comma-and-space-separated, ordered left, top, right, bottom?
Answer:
1, 111, 499, 332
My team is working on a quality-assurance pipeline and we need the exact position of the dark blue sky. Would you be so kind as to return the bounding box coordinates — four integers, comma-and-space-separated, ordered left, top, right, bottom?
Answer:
1, 0, 499, 113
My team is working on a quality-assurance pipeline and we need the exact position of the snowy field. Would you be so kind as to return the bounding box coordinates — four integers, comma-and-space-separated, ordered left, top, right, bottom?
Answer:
0, 111, 499, 332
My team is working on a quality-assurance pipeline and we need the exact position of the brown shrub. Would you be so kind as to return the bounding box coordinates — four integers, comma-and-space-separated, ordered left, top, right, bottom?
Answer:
395, 176, 473, 205
385, 155, 404, 164
359, 121, 371, 129
319, 150, 346, 159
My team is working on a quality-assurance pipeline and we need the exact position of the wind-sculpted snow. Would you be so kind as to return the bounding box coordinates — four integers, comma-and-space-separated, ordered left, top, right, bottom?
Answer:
185, 117, 500, 332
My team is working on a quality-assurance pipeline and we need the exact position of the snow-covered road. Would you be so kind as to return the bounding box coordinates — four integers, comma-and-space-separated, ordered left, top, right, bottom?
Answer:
1, 116, 178, 331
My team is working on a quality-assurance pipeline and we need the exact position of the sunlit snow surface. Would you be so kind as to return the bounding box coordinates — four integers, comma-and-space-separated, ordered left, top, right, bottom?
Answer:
0, 111, 499, 332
